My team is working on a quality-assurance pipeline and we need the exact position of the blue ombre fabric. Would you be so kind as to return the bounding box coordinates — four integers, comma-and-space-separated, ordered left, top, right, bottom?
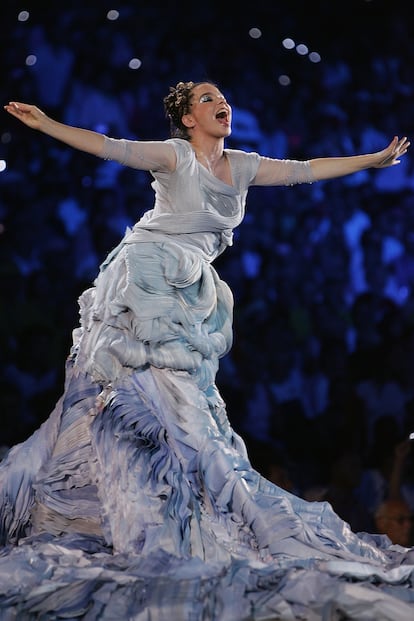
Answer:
0, 139, 413, 619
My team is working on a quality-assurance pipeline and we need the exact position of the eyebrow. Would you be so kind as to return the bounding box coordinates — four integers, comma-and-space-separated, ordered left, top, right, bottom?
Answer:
190, 90, 224, 106
202, 89, 224, 97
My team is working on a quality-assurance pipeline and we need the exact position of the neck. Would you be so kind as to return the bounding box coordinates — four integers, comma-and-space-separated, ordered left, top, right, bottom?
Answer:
191, 136, 224, 165
191, 133, 224, 154
189, 136, 231, 184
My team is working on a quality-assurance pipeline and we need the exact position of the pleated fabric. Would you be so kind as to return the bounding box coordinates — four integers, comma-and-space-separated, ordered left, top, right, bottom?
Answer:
1, 139, 414, 619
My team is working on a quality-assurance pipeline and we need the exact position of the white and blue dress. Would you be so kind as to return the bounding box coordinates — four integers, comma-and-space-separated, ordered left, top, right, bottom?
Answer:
0, 138, 413, 620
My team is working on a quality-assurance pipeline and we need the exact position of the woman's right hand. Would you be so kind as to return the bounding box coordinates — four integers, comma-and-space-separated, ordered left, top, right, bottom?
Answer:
4, 101, 47, 130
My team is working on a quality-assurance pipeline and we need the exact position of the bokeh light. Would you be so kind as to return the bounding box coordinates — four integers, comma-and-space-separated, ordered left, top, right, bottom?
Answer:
17, 11, 29, 22
249, 27, 262, 39
107, 9, 120, 21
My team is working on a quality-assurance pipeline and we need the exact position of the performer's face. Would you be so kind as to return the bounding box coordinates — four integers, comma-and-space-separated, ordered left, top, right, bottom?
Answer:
183, 83, 232, 138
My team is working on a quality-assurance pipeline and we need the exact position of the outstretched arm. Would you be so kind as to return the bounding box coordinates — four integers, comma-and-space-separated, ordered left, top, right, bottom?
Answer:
4, 102, 105, 156
254, 136, 410, 186
4, 102, 176, 172
388, 439, 412, 501
309, 136, 410, 181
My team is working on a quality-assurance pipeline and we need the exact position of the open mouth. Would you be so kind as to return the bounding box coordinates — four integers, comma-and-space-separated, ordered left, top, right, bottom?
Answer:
216, 110, 230, 124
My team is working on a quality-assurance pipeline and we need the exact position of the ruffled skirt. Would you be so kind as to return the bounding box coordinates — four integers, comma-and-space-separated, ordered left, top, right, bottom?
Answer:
1, 238, 414, 620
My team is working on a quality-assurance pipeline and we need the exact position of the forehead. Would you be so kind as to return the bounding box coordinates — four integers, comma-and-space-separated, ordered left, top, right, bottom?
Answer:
381, 504, 411, 518
192, 83, 223, 98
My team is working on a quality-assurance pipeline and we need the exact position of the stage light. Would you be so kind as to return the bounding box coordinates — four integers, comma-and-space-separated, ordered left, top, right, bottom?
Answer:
25, 54, 36, 66
278, 75, 291, 86
249, 28, 262, 39
107, 10, 119, 21
17, 11, 29, 22
129, 58, 142, 70
296, 43, 309, 56
282, 38, 295, 50
309, 52, 321, 63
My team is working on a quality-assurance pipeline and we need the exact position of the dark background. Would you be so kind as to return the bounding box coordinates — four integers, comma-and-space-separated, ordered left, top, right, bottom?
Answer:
1, 0, 414, 531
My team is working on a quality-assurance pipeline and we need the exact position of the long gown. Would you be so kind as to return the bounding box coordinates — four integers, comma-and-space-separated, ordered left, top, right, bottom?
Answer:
1, 137, 413, 620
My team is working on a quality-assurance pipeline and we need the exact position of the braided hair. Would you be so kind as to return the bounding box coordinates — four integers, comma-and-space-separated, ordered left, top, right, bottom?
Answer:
164, 80, 216, 141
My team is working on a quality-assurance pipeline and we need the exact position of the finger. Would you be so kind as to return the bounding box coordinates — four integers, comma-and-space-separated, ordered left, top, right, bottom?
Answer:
4, 104, 19, 115
5, 103, 23, 114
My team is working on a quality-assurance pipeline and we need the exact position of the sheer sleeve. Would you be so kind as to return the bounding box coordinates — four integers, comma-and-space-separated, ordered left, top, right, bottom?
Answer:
253, 156, 315, 186
101, 136, 176, 171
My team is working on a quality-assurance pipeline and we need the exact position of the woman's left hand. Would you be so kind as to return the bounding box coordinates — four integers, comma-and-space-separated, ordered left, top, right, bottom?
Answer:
374, 136, 410, 168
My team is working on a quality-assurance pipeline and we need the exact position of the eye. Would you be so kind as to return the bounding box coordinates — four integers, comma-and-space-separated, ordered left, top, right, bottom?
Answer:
199, 94, 213, 103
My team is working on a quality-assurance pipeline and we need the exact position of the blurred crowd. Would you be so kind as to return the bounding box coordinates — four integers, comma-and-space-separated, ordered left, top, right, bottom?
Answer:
1, 2, 414, 545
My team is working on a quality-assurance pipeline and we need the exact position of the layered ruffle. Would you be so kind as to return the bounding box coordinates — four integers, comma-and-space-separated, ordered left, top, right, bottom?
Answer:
74, 237, 233, 391
1, 232, 414, 619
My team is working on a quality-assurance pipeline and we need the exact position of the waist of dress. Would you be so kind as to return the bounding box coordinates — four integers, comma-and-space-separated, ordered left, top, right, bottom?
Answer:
99, 211, 238, 272
123, 227, 228, 261
133, 210, 241, 234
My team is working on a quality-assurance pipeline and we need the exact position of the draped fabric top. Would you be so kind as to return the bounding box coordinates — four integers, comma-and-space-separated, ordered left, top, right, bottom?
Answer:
72, 136, 315, 386
101, 136, 314, 260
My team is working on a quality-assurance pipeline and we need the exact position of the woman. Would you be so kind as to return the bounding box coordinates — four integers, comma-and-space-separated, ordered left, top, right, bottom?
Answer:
1, 81, 413, 620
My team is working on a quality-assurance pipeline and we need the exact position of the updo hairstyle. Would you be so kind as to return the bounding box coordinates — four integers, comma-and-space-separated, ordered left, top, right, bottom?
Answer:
163, 81, 197, 140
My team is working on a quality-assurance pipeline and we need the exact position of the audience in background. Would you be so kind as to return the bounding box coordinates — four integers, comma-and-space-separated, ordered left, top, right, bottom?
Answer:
1, 4, 414, 533
373, 498, 414, 547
